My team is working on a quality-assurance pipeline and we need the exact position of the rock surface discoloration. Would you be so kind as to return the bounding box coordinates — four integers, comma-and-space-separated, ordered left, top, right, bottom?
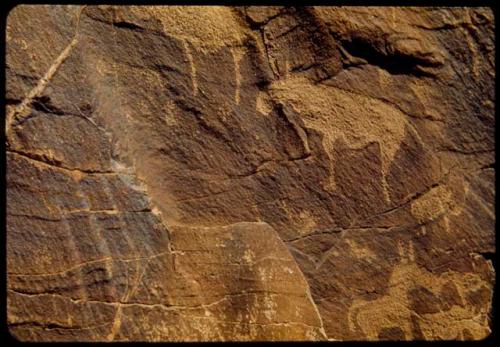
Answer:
6, 5, 495, 341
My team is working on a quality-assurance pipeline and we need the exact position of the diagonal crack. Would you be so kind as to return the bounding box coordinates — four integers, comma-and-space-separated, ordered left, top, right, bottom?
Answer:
6, 6, 87, 143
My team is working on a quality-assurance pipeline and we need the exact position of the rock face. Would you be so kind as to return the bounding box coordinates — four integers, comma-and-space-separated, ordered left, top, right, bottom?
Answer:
5, 6, 495, 341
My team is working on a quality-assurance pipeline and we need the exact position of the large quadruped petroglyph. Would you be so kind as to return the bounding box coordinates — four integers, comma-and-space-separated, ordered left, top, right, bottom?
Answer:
6, 5, 495, 341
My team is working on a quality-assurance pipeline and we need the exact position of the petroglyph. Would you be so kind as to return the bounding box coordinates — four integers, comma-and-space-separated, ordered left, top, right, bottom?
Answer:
7, 5, 494, 342
231, 46, 245, 105
269, 76, 408, 199
148, 6, 247, 50
348, 240, 492, 340
182, 40, 198, 96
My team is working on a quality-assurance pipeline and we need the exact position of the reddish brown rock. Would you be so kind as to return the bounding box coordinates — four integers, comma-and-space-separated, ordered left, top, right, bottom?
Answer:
6, 5, 495, 341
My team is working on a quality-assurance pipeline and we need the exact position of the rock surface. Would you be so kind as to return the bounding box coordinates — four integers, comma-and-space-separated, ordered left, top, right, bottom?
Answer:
6, 5, 495, 341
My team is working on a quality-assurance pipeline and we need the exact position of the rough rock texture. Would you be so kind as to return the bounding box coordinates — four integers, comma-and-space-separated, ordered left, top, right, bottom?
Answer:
6, 6, 495, 341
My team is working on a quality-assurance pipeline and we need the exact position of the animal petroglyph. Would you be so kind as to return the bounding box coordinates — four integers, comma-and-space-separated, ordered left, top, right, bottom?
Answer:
348, 240, 492, 340
7, 5, 494, 342
269, 76, 410, 200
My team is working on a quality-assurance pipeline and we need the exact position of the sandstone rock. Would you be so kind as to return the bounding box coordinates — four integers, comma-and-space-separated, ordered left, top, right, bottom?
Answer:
6, 5, 495, 341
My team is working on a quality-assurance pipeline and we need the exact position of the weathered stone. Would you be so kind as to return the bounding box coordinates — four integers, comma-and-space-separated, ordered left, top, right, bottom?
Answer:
6, 5, 495, 341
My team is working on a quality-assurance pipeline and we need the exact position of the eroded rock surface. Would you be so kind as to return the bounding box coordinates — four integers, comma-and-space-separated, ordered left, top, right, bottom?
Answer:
6, 6, 495, 341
